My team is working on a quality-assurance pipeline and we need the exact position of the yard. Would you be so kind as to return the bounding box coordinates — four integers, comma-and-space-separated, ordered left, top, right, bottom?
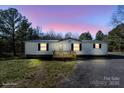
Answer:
1, 54, 124, 88
0, 58, 75, 88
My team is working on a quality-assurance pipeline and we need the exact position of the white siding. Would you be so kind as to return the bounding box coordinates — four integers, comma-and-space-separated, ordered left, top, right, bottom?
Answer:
25, 42, 53, 55
81, 43, 108, 55
25, 39, 108, 55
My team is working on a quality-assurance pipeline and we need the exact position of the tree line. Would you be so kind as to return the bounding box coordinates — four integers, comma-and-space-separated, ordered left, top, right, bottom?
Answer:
0, 8, 39, 56
0, 6, 124, 57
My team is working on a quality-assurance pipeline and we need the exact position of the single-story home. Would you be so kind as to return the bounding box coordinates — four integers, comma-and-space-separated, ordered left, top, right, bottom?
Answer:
25, 38, 108, 58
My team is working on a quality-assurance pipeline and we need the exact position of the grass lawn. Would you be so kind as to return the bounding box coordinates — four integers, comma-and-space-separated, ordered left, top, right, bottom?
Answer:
0, 58, 76, 88
109, 52, 124, 56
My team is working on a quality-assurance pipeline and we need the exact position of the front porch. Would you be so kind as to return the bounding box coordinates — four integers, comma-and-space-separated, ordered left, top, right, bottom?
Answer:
53, 51, 76, 59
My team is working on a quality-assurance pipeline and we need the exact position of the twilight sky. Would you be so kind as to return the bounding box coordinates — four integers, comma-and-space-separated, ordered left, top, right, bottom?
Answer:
0, 5, 117, 37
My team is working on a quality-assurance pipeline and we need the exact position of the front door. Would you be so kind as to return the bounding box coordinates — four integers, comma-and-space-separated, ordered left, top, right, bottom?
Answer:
58, 43, 63, 51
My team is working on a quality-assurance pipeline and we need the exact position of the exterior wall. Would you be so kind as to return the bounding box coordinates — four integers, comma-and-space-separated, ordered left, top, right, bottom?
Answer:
25, 42, 54, 55
81, 43, 108, 55
25, 39, 108, 56
54, 39, 80, 51
52, 39, 108, 55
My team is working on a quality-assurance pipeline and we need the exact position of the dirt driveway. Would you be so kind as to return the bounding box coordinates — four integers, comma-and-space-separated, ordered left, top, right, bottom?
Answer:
57, 59, 124, 88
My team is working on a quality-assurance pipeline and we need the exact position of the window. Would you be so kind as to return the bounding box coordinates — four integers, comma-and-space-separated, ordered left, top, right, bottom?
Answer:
93, 43, 101, 49
38, 43, 48, 51
73, 43, 80, 51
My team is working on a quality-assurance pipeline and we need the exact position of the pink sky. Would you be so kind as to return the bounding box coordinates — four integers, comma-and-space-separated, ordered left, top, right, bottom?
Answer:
0, 5, 116, 37
42, 23, 110, 36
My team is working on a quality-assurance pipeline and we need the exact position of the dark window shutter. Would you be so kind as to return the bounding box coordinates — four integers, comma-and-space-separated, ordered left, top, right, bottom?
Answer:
99, 44, 102, 48
38, 43, 40, 51
80, 43, 82, 51
47, 43, 49, 51
93, 44, 95, 48
71, 43, 73, 51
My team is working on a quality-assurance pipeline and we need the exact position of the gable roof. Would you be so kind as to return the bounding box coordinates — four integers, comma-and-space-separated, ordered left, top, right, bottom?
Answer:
58, 38, 82, 42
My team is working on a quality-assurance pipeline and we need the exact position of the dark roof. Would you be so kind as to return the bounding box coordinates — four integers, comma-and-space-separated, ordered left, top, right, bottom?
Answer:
25, 38, 107, 43
25, 40, 59, 43
81, 40, 107, 43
